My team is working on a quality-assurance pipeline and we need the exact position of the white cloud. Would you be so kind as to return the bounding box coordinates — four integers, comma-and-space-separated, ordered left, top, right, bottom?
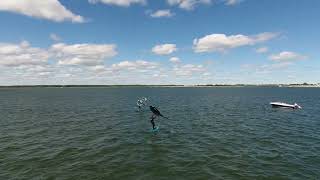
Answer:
260, 62, 294, 70
270, 62, 293, 69
242, 61, 294, 76
202, 72, 211, 76
50, 43, 117, 66
38, 71, 52, 76
0, 41, 49, 67
150, 9, 174, 18
269, 51, 307, 61
256, 47, 268, 53
50, 33, 62, 41
152, 44, 177, 55
111, 60, 159, 71
173, 64, 205, 76
169, 57, 181, 63
167, 0, 211, 10
20, 65, 53, 77
0, 0, 84, 23
255, 62, 294, 75
88, 0, 146, 7
193, 32, 278, 53
153, 73, 168, 78
88, 65, 108, 73
224, 0, 242, 5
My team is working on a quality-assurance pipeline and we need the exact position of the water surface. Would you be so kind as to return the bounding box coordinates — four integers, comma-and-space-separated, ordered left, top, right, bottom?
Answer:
0, 87, 319, 179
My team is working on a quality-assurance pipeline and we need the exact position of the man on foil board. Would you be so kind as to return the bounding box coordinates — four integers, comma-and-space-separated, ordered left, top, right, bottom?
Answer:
149, 106, 168, 131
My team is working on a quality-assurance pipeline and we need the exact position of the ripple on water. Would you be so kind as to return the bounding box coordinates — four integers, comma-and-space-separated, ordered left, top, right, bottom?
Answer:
0, 87, 320, 179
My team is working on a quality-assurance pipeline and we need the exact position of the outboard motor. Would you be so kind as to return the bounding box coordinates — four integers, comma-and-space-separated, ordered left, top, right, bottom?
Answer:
294, 103, 301, 109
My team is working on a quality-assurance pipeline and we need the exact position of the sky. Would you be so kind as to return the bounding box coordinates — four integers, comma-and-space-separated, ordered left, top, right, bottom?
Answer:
0, 0, 319, 85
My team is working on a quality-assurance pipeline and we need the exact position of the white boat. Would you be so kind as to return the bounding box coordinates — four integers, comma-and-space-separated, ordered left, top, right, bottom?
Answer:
270, 102, 301, 109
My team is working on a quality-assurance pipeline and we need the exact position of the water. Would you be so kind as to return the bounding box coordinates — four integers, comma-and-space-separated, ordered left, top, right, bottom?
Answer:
0, 87, 319, 179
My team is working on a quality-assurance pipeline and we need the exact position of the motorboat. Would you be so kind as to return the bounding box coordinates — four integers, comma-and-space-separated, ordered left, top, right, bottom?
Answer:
270, 102, 301, 109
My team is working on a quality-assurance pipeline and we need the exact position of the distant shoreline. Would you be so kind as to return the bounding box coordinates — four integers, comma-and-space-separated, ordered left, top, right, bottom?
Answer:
0, 84, 319, 88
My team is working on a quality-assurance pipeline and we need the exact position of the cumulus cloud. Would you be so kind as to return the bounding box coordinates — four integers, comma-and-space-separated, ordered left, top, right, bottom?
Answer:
153, 73, 168, 78
0, 41, 49, 67
0, 0, 84, 23
224, 0, 242, 5
193, 32, 278, 53
256, 47, 268, 53
152, 44, 177, 55
202, 72, 211, 76
50, 43, 117, 66
255, 62, 294, 75
111, 60, 159, 71
19, 64, 56, 77
167, 0, 211, 10
169, 57, 181, 63
88, 0, 146, 7
269, 62, 293, 69
88, 65, 108, 73
150, 9, 174, 18
269, 51, 307, 61
242, 61, 295, 77
173, 64, 205, 76
50, 33, 62, 42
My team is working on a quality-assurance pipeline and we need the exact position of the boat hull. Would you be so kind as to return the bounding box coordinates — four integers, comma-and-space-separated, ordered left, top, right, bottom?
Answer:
270, 102, 301, 109
271, 104, 296, 109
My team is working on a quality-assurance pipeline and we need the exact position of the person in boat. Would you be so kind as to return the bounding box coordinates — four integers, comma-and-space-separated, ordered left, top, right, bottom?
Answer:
149, 106, 168, 129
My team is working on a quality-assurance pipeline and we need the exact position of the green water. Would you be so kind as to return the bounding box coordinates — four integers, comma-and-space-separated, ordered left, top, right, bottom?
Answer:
0, 87, 319, 179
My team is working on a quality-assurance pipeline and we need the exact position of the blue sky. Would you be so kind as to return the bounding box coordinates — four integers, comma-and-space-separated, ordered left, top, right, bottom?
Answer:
0, 0, 319, 85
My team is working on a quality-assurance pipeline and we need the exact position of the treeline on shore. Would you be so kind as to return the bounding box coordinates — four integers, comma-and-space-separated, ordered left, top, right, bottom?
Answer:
0, 83, 319, 88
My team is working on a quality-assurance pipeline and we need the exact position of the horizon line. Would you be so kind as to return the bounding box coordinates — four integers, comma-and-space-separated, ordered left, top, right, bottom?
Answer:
0, 83, 319, 87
